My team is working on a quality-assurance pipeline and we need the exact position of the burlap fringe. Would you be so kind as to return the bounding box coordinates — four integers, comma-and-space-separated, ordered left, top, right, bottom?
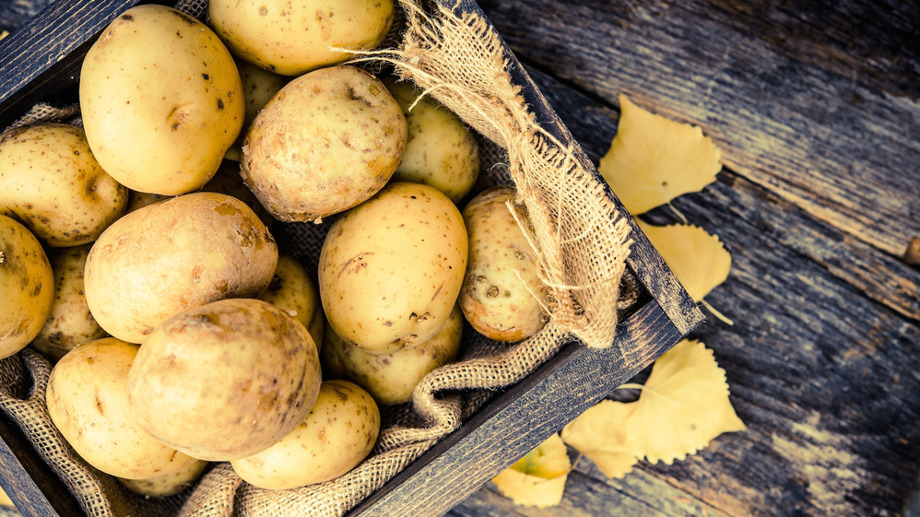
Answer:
0, 0, 633, 516
357, 0, 633, 350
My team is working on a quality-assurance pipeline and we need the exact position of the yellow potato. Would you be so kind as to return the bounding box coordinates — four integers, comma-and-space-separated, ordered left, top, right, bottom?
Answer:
241, 65, 407, 222
127, 298, 322, 461
117, 459, 209, 497
231, 380, 379, 489
459, 186, 549, 341
258, 255, 324, 350
0, 124, 128, 247
322, 304, 463, 405
385, 79, 480, 203
237, 59, 287, 137
209, 0, 395, 76
46, 337, 198, 479
31, 244, 108, 363
318, 182, 467, 354
84, 192, 278, 344
80, 5, 244, 195
0, 214, 54, 359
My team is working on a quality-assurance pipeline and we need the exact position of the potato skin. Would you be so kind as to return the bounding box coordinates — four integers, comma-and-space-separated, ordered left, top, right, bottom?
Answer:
241, 65, 407, 222
0, 214, 54, 359
318, 182, 468, 354
385, 80, 480, 203
258, 255, 324, 351
117, 459, 209, 497
80, 5, 244, 195
127, 298, 322, 461
46, 337, 198, 479
0, 124, 128, 247
231, 380, 380, 489
459, 187, 548, 342
322, 304, 463, 405
84, 192, 278, 344
31, 244, 108, 363
209, 0, 394, 76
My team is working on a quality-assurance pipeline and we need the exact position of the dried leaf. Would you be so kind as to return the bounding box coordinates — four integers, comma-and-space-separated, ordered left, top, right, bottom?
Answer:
627, 339, 746, 464
637, 221, 731, 302
492, 433, 571, 508
599, 95, 722, 214
560, 399, 639, 478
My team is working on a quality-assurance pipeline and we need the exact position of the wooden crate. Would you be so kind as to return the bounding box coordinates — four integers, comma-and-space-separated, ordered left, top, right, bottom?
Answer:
0, 1, 705, 515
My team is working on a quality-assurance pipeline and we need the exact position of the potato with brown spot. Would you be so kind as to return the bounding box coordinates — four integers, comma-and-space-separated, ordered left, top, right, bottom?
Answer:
230, 379, 379, 489
127, 298, 322, 461
31, 244, 108, 363
384, 79, 480, 203
258, 255, 324, 350
460, 186, 549, 342
117, 459, 209, 497
45, 337, 199, 479
84, 192, 277, 344
321, 304, 463, 405
209, 0, 394, 76
241, 65, 407, 222
0, 214, 54, 359
318, 182, 467, 354
0, 124, 128, 247
80, 4, 244, 195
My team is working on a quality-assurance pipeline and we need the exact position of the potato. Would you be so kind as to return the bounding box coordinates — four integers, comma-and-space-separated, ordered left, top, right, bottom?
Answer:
322, 304, 463, 405
0, 124, 128, 247
127, 298, 322, 461
202, 160, 275, 228
385, 79, 480, 203
237, 59, 286, 136
124, 190, 167, 214
118, 459, 209, 497
84, 192, 277, 344
0, 214, 54, 359
31, 244, 107, 363
209, 0, 395, 76
258, 255, 324, 350
80, 5, 244, 195
241, 65, 407, 222
319, 182, 467, 354
126, 160, 274, 226
46, 337, 199, 479
459, 187, 549, 341
231, 379, 379, 489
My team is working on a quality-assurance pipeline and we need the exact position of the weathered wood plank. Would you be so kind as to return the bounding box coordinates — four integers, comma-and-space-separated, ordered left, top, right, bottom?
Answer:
451, 39, 920, 517
449, 468, 730, 517
478, 0, 920, 258
525, 66, 920, 323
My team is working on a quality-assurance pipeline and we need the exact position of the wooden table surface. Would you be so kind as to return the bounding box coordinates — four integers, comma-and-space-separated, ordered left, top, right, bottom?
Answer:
446, 1, 920, 516
3, 1, 920, 516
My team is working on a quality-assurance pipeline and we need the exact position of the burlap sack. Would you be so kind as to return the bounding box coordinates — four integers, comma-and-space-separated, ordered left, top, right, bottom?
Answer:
0, 0, 634, 515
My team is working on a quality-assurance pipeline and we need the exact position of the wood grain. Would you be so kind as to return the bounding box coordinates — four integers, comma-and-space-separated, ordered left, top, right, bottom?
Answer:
448, 9, 920, 514
477, 0, 920, 259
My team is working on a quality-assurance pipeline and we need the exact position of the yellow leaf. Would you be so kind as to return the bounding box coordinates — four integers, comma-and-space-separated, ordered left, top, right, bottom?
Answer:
560, 399, 639, 479
637, 221, 731, 302
492, 433, 570, 508
599, 95, 722, 215
627, 339, 746, 465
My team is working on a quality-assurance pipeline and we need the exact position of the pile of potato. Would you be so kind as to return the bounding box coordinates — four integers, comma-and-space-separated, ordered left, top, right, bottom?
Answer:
0, 0, 549, 497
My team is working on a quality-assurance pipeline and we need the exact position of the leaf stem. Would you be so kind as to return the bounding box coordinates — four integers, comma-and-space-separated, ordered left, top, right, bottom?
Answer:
701, 300, 734, 325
